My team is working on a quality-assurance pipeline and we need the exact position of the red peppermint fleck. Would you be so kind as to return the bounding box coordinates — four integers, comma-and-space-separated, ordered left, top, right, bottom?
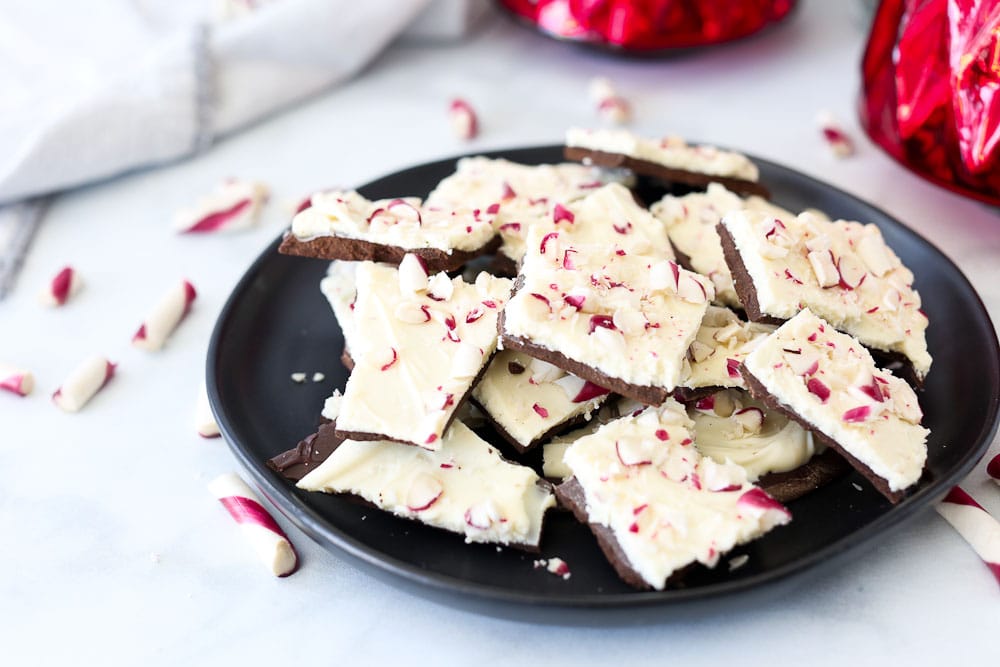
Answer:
465, 308, 483, 324
654, 429, 669, 441
726, 358, 741, 378
807, 377, 830, 402
843, 405, 872, 423
486, 203, 501, 215
380, 348, 398, 371
784, 269, 804, 285
588, 315, 616, 333
737, 487, 789, 515
498, 222, 521, 232
530, 293, 552, 311
694, 395, 715, 411
572, 381, 609, 403
633, 504, 648, 515
562, 249, 577, 270
628, 522, 640, 533
563, 293, 585, 310
532, 403, 549, 418
612, 222, 632, 235
553, 204, 575, 224
540, 232, 559, 254
425, 433, 438, 445
482, 300, 497, 309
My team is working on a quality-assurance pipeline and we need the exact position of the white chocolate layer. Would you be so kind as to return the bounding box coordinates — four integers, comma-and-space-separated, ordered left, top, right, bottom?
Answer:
688, 389, 815, 482
742, 309, 927, 492
566, 128, 759, 181
563, 400, 791, 589
651, 183, 822, 307
298, 421, 556, 547
721, 209, 931, 377
502, 220, 710, 396
472, 349, 608, 450
335, 260, 510, 449
320, 261, 358, 356
208, 473, 297, 577
132, 280, 197, 351
426, 157, 621, 261
680, 306, 775, 391
174, 179, 269, 233
53, 355, 115, 412
291, 190, 496, 254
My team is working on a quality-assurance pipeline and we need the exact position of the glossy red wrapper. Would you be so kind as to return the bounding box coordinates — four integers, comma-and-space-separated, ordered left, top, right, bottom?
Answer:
498, 0, 797, 51
862, 0, 1000, 205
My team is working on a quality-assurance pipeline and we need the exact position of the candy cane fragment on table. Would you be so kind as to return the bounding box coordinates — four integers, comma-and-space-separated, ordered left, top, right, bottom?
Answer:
52, 355, 116, 412
0, 363, 34, 397
816, 110, 855, 158
588, 77, 631, 125
38, 266, 83, 306
935, 486, 1000, 588
173, 179, 270, 234
448, 98, 478, 140
132, 280, 197, 351
195, 383, 220, 438
208, 473, 298, 577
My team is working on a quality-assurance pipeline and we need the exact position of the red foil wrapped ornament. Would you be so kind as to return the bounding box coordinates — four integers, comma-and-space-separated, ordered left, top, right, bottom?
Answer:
498, 0, 797, 52
862, 0, 1000, 205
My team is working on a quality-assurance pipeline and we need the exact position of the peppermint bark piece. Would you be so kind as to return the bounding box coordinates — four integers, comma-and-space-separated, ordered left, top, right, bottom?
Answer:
558, 400, 791, 590
500, 225, 712, 405
741, 309, 928, 502
677, 306, 775, 398
426, 157, 623, 266
470, 351, 609, 452
334, 259, 511, 450
297, 421, 556, 550
718, 210, 931, 379
564, 127, 768, 197
280, 190, 499, 272
651, 183, 824, 307
319, 260, 358, 368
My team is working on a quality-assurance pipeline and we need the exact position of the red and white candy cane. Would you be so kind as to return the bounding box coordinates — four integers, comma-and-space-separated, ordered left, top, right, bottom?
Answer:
195, 383, 220, 438
589, 77, 631, 125
0, 363, 34, 397
449, 98, 478, 140
936, 486, 1000, 588
987, 454, 1000, 487
132, 280, 197, 351
39, 266, 83, 307
174, 179, 270, 234
208, 473, 298, 577
817, 111, 855, 158
52, 355, 116, 412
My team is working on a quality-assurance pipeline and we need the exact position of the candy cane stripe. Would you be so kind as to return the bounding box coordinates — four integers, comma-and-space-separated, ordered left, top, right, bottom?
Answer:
209, 473, 298, 577
936, 486, 1000, 588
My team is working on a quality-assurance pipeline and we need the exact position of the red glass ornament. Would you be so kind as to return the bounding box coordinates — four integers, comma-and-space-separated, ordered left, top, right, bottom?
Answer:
861, 0, 1000, 206
498, 0, 797, 52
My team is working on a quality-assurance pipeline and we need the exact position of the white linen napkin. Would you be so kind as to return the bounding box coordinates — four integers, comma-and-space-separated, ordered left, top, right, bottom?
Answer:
0, 0, 441, 205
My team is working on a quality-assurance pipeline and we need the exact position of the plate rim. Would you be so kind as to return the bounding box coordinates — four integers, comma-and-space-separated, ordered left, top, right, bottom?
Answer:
207, 143, 1000, 608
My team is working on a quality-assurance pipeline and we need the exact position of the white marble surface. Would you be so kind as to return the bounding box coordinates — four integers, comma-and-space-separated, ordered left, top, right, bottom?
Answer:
2, 2, 999, 664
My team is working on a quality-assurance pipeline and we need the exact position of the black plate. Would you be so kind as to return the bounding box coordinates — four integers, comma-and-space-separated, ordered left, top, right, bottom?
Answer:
208, 145, 1000, 612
